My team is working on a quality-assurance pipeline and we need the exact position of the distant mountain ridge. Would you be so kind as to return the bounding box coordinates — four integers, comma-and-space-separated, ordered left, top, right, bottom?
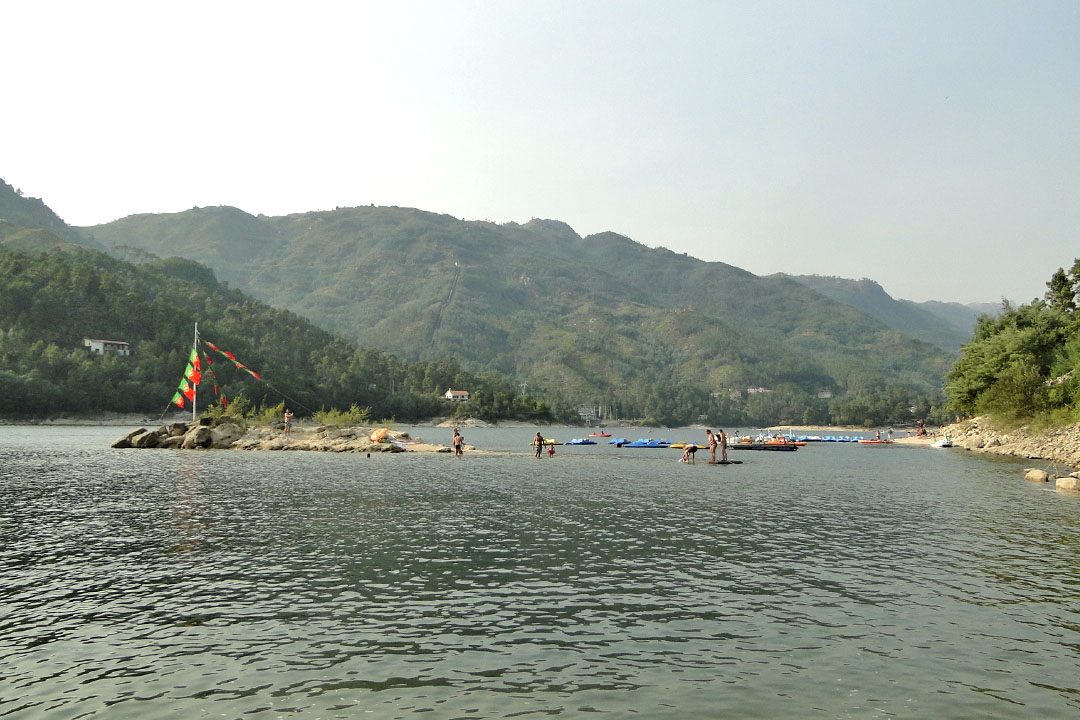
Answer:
774, 274, 999, 353
81, 203, 954, 424
0, 179, 104, 251
0, 189, 562, 422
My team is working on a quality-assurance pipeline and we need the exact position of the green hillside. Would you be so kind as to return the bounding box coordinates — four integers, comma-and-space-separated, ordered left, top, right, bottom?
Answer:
83, 205, 954, 425
0, 242, 564, 422
777, 274, 975, 353
0, 179, 104, 251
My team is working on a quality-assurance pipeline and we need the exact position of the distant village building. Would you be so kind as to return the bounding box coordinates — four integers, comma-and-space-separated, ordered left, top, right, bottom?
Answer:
816, 390, 833, 399
444, 388, 470, 402
83, 338, 131, 356
746, 387, 771, 394
577, 405, 601, 424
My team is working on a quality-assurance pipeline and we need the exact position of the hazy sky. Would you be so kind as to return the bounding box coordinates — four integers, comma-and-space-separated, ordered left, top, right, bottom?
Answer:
4, 1, 1077, 303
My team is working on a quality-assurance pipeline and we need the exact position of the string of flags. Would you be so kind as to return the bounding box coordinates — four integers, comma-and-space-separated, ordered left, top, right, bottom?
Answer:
171, 339, 263, 410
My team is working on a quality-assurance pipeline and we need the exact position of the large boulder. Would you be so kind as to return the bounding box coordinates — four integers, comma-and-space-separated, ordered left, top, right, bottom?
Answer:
209, 422, 245, 449
1057, 475, 1080, 491
181, 425, 213, 449
130, 429, 162, 449
111, 428, 146, 449
166, 422, 189, 437
1024, 468, 1050, 483
157, 435, 185, 449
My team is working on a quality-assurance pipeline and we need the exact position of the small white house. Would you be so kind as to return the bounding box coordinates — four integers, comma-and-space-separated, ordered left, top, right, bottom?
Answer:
445, 388, 470, 402
83, 338, 131, 356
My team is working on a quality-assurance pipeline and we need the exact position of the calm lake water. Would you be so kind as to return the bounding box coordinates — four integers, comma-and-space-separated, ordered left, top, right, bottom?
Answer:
2, 424, 1079, 719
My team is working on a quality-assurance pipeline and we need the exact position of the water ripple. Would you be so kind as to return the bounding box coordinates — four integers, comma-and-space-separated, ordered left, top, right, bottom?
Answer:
1, 427, 1079, 717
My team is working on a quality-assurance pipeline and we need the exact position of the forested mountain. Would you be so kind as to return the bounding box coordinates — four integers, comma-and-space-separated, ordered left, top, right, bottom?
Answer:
82, 204, 954, 425
0, 245, 563, 422
775, 274, 996, 354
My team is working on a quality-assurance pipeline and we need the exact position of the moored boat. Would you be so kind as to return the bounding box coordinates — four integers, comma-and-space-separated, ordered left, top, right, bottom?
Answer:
729, 443, 798, 451
623, 438, 671, 448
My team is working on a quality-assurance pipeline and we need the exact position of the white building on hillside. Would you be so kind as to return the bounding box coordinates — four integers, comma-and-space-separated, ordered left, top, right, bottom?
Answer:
83, 338, 131, 356
445, 388, 470, 402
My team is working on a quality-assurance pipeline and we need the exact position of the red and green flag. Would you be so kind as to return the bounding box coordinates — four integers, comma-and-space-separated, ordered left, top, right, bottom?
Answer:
179, 379, 195, 401
203, 340, 262, 380
202, 351, 227, 409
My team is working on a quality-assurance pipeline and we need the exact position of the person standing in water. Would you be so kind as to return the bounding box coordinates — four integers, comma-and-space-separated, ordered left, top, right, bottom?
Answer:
452, 428, 464, 456
718, 428, 728, 462
705, 429, 718, 463
534, 432, 544, 458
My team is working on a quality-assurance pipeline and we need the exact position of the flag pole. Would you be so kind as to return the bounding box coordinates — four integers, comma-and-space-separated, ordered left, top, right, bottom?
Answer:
193, 322, 198, 424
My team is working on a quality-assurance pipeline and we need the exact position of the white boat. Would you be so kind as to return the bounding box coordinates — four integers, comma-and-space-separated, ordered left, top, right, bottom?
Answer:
932, 436, 952, 448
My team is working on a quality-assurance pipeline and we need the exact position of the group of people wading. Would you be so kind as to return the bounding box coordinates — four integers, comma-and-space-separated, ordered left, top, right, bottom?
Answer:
533, 431, 554, 458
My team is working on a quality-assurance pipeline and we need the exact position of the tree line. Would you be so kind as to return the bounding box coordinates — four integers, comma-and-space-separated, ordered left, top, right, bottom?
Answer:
0, 246, 568, 423
945, 258, 1080, 426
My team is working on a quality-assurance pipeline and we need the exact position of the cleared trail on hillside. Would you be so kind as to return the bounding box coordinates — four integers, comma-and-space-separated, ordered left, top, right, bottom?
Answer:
430, 262, 461, 348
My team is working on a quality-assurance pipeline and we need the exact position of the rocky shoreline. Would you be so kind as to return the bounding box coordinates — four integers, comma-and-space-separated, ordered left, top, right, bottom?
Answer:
938, 416, 1080, 490
111, 420, 459, 454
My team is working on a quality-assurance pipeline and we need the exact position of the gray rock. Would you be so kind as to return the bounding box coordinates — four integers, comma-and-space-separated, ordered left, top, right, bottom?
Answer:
1056, 476, 1080, 491
157, 435, 185, 449
1024, 468, 1050, 483
181, 425, 213, 449
130, 429, 162, 449
111, 428, 146, 448
167, 422, 189, 437
209, 422, 245, 448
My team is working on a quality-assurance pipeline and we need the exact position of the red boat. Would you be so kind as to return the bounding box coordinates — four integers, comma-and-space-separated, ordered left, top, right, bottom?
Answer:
589, 432, 612, 437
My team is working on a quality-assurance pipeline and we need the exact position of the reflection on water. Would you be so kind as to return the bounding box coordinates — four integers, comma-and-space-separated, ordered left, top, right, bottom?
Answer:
1, 425, 1079, 718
